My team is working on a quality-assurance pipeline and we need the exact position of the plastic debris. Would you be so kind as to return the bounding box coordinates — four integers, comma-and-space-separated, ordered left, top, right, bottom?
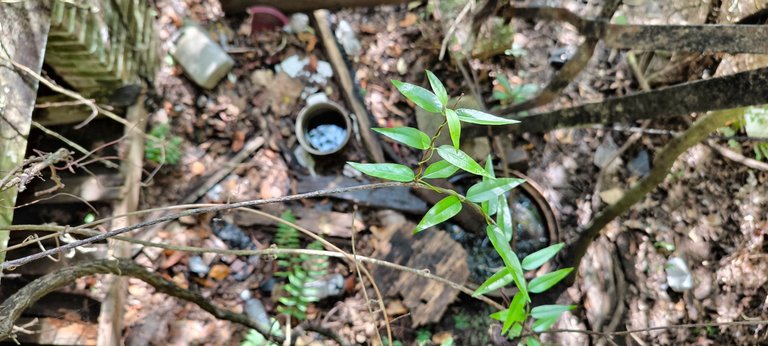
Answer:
665, 257, 693, 292
171, 24, 234, 89
248, 6, 288, 33
240, 290, 272, 330
745, 106, 768, 138
276, 55, 334, 85
335, 20, 361, 56
288, 13, 310, 33
188, 256, 210, 276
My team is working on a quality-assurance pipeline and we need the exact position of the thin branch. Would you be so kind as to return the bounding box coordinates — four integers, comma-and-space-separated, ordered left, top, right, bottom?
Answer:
0, 182, 415, 269
3, 222, 504, 310
350, 207, 387, 346
707, 140, 768, 171
0, 259, 288, 344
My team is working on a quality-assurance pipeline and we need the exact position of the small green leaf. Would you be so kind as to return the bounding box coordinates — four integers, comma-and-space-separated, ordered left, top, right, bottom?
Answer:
347, 162, 415, 182
496, 75, 513, 94
496, 194, 513, 242
509, 323, 523, 338
532, 317, 559, 332
525, 337, 542, 346
422, 160, 459, 179
503, 293, 526, 333
436, 145, 490, 177
414, 196, 462, 233
487, 225, 529, 302
456, 108, 520, 125
530, 304, 576, 320
426, 70, 448, 106
83, 213, 96, 223
528, 268, 573, 293
522, 243, 566, 271
466, 177, 525, 203
391, 80, 442, 113
373, 127, 431, 150
446, 108, 461, 149
473, 267, 513, 297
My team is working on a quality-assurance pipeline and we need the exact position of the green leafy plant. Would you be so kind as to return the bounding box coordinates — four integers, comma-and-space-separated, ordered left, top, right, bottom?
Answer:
416, 329, 432, 346
348, 71, 574, 342
273, 210, 329, 321
492, 74, 538, 106
453, 312, 470, 330
145, 123, 182, 165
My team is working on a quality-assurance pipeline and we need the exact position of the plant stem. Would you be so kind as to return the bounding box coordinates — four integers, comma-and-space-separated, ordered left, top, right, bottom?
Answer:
415, 120, 448, 177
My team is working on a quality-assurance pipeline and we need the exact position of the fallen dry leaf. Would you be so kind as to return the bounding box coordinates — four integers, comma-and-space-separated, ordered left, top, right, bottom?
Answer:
190, 161, 206, 177
297, 31, 317, 52
231, 130, 246, 152
208, 264, 231, 281
161, 250, 185, 269
172, 273, 189, 289
399, 12, 418, 27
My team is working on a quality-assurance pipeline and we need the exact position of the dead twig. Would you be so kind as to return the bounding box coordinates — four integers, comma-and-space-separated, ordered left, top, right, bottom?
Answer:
707, 140, 768, 171
3, 221, 504, 311
0, 182, 415, 269
0, 148, 72, 193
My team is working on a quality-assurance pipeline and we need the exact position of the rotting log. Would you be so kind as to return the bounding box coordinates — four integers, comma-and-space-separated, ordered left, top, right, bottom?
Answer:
0, 1, 51, 266
222, 0, 410, 14
464, 66, 768, 137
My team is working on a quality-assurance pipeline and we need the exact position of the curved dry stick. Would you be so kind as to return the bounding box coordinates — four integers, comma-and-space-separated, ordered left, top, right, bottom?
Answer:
0, 182, 414, 269
0, 259, 302, 344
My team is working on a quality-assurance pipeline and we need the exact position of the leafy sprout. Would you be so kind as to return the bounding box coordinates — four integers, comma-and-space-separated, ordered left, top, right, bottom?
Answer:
347, 71, 574, 341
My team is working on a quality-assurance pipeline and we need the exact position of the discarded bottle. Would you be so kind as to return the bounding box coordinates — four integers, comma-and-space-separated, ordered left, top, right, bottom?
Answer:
171, 24, 234, 89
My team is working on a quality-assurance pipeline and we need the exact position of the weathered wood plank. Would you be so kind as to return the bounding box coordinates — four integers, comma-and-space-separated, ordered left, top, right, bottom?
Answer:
98, 95, 148, 345
0, 1, 51, 266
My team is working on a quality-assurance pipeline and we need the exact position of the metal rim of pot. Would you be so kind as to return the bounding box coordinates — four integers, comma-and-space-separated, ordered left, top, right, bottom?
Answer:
295, 100, 352, 156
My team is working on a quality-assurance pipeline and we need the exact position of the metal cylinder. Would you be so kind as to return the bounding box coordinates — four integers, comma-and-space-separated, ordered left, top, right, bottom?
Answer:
295, 100, 351, 156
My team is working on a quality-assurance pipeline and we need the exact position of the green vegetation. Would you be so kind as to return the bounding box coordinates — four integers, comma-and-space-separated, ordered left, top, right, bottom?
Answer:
348, 71, 574, 342
144, 123, 182, 165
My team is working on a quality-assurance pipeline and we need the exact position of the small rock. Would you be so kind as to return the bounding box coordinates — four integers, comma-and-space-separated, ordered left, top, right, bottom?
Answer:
594, 136, 618, 169
599, 188, 625, 205
188, 256, 210, 275
628, 150, 650, 177
666, 257, 693, 292
211, 218, 254, 250
693, 269, 713, 300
